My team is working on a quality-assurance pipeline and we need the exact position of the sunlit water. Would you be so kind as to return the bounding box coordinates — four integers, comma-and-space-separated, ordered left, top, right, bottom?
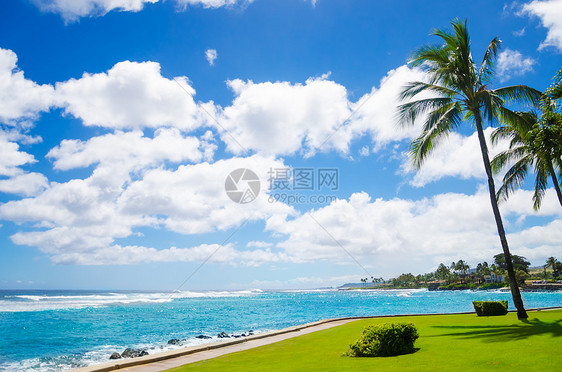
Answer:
1, 288, 561, 371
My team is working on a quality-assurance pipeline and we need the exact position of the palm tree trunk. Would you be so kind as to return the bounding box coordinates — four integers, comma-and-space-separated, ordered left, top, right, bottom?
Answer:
547, 161, 562, 207
474, 111, 528, 319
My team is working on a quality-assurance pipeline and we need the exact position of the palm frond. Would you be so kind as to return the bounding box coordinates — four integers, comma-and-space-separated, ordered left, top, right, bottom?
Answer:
477, 36, 501, 85
532, 162, 549, 210
494, 85, 542, 107
496, 156, 532, 202
491, 147, 527, 173
399, 82, 457, 101
398, 97, 452, 127
409, 103, 462, 168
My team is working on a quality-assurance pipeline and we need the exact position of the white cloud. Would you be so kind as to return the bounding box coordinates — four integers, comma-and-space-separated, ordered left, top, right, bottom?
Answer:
175, 0, 254, 9
496, 49, 536, 82
0, 155, 296, 264
346, 65, 428, 150
47, 128, 207, 172
217, 76, 352, 156
400, 128, 510, 187
32, 0, 254, 22
50, 243, 288, 266
266, 189, 562, 275
0, 134, 37, 177
0, 48, 54, 125
520, 0, 562, 51
513, 27, 526, 37
359, 146, 370, 157
215, 66, 425, 157
32, 0, 159, 22
54, 61, 202, 130
0, 173, 48, 196
205, 49, 218, 66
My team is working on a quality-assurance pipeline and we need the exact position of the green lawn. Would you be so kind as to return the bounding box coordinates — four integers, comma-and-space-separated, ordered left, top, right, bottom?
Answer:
168, 310, 562, 371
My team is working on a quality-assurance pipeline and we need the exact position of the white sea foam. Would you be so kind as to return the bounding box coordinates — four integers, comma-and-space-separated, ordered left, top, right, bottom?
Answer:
0, 331, 267, 372
0, 289, 264, 312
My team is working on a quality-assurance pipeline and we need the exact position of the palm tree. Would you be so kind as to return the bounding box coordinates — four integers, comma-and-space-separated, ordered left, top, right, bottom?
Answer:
398, 19, 541, 319
544, 257, 561, 279
491, 92, 562, 210
549, 68, 562, 101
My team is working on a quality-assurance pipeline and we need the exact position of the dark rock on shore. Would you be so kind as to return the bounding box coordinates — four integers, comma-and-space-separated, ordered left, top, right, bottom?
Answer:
121, 348, 148, 358
168, 338, 181, 345
217, 332, 230, 338
109, 352, 121, 360
196, 335, 212, 339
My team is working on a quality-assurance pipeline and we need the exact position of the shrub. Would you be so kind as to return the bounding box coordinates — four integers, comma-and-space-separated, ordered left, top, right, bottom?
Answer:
347, 323, 419, 357
478, 283, 507, 290
472, 300, 508, 316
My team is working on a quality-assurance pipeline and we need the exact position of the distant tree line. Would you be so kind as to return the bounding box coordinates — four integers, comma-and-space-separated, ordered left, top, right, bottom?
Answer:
359, 255, 561, 289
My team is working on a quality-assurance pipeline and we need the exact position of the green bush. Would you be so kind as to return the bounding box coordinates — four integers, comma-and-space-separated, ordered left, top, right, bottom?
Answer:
347, 323, 419, 357
478, 283, 507, 290
472, 300, 508, 316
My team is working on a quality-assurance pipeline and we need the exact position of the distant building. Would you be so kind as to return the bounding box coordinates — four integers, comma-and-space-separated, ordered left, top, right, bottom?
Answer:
484, 273, 504, 283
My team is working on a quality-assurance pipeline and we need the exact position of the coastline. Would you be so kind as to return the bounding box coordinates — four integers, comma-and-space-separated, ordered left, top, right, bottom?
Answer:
4, 288, 562, 371
72, 306, 562, 372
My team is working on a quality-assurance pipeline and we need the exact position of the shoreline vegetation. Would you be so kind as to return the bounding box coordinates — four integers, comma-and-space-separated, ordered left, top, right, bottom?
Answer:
346, 254, 562, 292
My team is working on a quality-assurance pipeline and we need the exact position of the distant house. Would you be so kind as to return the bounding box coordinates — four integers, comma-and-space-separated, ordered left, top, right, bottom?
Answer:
457, 274, 484, 285
484, 273, 505, 283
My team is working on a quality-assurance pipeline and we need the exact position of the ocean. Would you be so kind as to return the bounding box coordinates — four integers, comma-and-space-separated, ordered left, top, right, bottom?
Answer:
1, 288, 561, 371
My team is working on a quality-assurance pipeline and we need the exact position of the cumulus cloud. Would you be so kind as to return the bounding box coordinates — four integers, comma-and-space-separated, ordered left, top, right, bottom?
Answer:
0, 131, 48, 196
47, 128, 208, 172
520, 0, 562, 52
346, 65, 428, 149
205, 49, 218, 66
266, 189, 562, 274
0, 173, 48, 196
400, 128, 510, 187
54, 61, 202, 130
215, 66, 425, 157
0, 48, 54, 125
496, 49, 536, 82
0, 155, 296, 264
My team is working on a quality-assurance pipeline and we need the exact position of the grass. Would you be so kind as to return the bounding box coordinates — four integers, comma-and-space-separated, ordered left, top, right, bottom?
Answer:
168, 310, 562, 371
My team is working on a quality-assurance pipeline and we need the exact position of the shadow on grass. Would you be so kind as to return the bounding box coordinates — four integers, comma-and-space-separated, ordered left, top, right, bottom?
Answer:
430, 318, 562, 342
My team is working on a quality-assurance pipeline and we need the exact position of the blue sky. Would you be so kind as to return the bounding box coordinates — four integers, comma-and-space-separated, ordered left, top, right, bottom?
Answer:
0, 0, 561, 290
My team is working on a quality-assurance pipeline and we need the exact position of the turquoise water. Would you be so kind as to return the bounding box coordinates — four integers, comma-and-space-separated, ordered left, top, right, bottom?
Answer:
1, 288, 561, 371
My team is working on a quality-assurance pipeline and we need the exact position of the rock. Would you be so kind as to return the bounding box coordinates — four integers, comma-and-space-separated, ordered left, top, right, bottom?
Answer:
167, 338, 181, 345
109, 352, 121, 360
121, 348, 148, 358
217, 332, 230, 338
195, 335, 212, 339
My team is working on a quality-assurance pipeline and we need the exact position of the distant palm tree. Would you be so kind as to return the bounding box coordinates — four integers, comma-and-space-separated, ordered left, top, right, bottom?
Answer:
398, 19, 540, 319
546, 257, 558, 271
491, 91, 562, 209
